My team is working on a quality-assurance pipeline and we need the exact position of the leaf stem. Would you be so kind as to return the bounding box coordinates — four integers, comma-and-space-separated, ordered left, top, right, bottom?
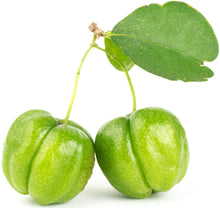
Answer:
63, 35, 96, 125
94, 44, 136, 113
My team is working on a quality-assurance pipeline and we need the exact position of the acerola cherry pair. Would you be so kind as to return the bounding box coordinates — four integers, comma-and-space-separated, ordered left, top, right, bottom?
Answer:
2, 107, 188, 205
2, 1, 218, 205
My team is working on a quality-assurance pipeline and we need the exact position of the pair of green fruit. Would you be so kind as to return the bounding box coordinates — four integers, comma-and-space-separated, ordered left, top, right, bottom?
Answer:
2, 107, 189, 205
3, 0, 220, 204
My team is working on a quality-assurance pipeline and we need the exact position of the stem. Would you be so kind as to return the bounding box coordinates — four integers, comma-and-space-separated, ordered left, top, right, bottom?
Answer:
94, 44, 136, 113
63, 35, 96, 125
123, 69, 136, 113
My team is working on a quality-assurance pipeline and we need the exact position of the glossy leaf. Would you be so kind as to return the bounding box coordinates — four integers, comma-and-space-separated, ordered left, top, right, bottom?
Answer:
109, 1, 219, 81
104, 38, 134, 72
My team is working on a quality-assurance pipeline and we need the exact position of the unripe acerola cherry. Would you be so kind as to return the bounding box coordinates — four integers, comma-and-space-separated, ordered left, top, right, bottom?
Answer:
95, 107, 189, 198
2, 110, 95, 205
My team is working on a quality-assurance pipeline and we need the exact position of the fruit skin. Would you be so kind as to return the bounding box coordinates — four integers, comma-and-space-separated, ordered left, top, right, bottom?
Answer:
95, 107, 189, 198
2, 110, 95, 205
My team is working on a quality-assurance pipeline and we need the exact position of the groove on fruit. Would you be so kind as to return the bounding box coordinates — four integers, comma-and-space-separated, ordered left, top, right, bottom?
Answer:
127, 118, 152, 192
26, 124, 58, 192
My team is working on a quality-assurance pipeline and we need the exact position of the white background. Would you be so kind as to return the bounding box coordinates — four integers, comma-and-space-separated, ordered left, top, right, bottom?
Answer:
0, 0, 219, 207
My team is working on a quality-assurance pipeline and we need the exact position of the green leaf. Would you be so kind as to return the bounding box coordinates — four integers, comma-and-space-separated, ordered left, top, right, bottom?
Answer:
104, 37, 134, 72
109, 1, 219, 81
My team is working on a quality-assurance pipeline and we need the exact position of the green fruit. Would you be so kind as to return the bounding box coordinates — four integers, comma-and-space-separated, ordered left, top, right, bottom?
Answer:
2, 110, 95, 205
95, 107, 189, 198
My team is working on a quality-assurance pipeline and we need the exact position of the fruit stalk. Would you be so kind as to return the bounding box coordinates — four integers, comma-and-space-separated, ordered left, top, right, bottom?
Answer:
64, 35, 96, 125
94, 44, 137, 113
123, 68, 136, 112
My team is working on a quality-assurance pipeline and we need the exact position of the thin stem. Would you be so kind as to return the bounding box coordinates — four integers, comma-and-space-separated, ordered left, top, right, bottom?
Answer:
123, 69, 136, 112
63, 35, 96, 125
94, 44, 136, 113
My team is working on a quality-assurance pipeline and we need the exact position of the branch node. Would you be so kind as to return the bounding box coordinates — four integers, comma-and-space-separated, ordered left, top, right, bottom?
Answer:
89, 22, 103, 39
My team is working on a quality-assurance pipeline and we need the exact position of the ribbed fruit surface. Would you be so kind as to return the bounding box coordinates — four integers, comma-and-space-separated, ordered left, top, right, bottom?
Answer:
95, 107, 189, 198
2, 110, 95, 205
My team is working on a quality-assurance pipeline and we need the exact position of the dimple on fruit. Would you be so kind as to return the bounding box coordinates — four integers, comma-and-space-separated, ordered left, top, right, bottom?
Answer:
2, 110, 95, 205
95, 107, 189, 198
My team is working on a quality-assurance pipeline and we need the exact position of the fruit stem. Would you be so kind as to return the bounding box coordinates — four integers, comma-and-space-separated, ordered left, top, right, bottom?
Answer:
63, 35, 96, 125
93, 44, 136, 113
123, 68, 136, 113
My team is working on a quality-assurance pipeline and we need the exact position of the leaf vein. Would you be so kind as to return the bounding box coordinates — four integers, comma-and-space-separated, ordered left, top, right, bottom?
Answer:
109, 33, 202, 63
